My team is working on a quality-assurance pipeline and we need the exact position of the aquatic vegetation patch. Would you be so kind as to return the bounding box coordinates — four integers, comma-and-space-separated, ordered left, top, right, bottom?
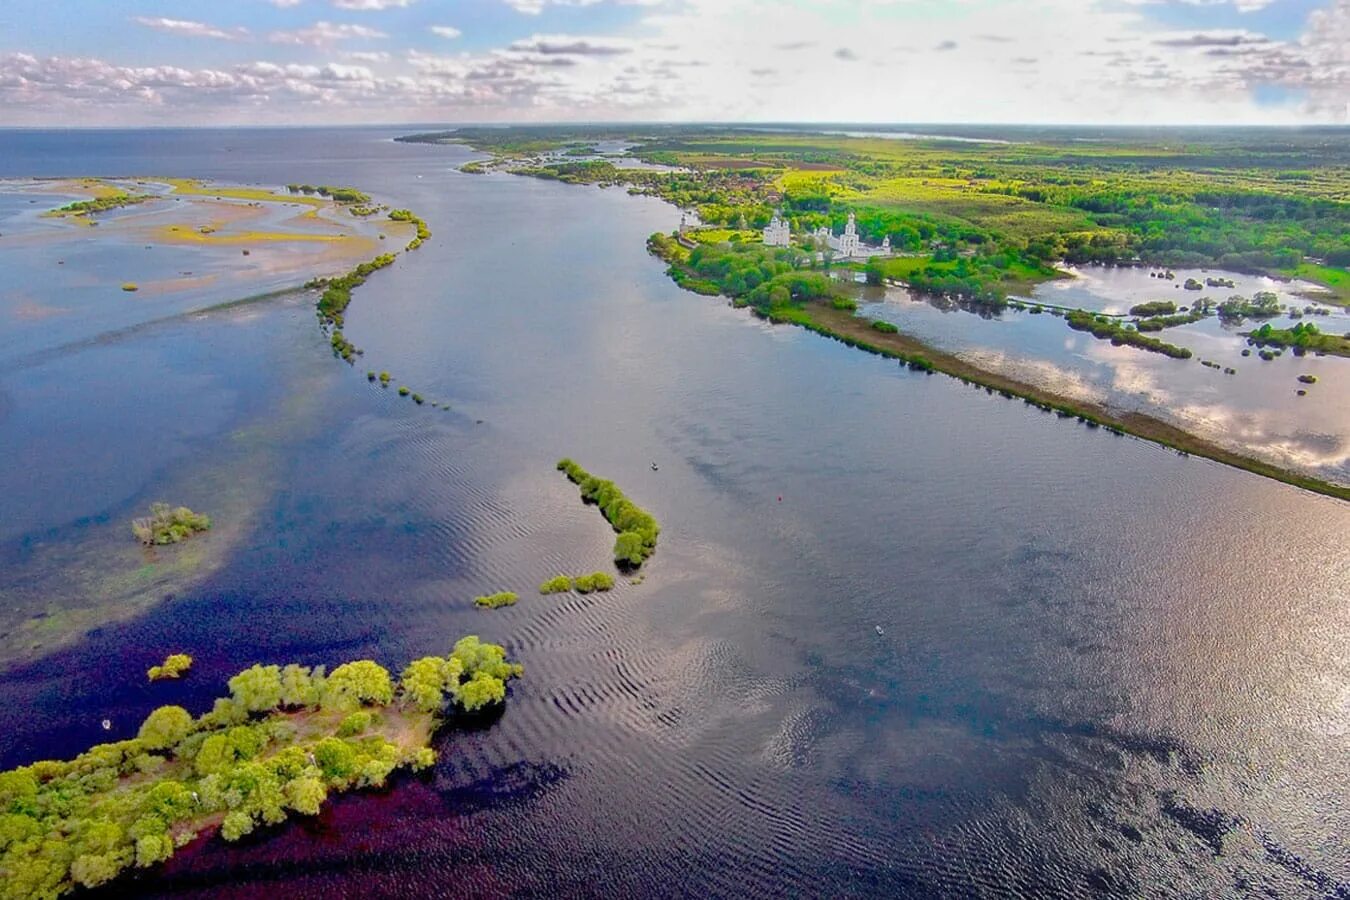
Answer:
148, 654, 193, 682
1246, 322, 1349, 358
474, 591, 519, 609
0, 637, 521, 899
538, 575, 574, 595
1065, 310, 1193, 359
1129, 300, 1177, 317
1216, 292, 1282, 322
284, 184, 371, 204
571, 572, 615, 593
539, 572, 615, 594
388, 209, 432, 250
131, 503, 212, 546
556, 459, 660, 568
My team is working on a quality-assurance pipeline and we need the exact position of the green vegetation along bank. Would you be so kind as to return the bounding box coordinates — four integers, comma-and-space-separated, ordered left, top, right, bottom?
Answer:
646, 231, 1349, 502
556, 459, 662, 567
0, 637, 522, 900
403, 125, 1350, 307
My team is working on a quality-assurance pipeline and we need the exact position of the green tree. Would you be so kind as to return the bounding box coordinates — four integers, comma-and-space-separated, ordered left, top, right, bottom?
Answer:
279, 664, 323, 709
400, 657, 449, 713
284, 777, 327, 816
614, 532, 646, 566
228, 665, 284, 713
453, 672, 506, 712
137, 706, 193, 752
324, 661, 394, 711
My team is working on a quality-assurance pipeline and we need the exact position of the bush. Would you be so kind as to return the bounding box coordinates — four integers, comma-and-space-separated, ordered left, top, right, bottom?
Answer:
148, 654, 193, 682
473, 591, 519, 610
572, 572, 615, 594
871, 320, 899, 334
398, 386, 411, 397
539, 575, 573, 595
337, 711, 374, 737
131, 503, 211, 546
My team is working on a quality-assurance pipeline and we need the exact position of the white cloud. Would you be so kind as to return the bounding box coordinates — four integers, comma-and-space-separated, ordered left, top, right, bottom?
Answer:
332, 0, 416, 9
430, 25, 463, 39
267, 21, 388, 45
501, 0, 661, 15
132, 17, 248, 41
4, 0, 1347, 125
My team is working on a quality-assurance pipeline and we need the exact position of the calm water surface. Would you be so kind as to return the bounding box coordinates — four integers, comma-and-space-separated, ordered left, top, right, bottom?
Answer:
0, 128, 1346, 898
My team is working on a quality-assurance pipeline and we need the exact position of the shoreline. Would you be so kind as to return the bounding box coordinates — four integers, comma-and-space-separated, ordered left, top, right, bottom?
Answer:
651, 240, 1349, 502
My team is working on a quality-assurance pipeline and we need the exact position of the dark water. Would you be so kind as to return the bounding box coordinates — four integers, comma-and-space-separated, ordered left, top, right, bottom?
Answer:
0, 128, 1347, 898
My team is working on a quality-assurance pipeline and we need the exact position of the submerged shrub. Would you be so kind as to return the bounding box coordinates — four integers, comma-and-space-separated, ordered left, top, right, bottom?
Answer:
473, 591, 519, 610
572, 572, 615, 594
539, 575, 573, 595
148, 654, 193, 682
131, 503, 211, 546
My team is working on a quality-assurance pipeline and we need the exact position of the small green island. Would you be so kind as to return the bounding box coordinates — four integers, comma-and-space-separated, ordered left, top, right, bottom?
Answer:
131, 504, 212, 546
556, 459, 661, 568
0, 637, 522, 899
473, 591, 519, 609
539, 572, 616, 595
147, 654, 193, 682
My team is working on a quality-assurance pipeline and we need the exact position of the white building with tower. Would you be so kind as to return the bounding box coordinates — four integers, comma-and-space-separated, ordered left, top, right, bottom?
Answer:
762, 212, 791, 247
812, 212, 891, 260
763, 210, 894, 259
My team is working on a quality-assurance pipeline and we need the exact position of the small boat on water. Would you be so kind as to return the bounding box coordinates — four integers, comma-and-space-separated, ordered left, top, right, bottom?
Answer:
875, 625, 884, 636
651, 462, 659, 471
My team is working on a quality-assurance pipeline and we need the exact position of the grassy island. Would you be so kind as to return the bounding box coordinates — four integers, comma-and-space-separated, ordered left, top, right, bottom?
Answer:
147, 654, 193, 682
131, 504, 211, 546
556, 459, 661, 567
50, 192, 154, 220
0, 637, 521, 900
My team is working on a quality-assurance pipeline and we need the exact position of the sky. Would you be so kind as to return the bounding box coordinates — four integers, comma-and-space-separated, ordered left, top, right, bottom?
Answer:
0, 0, 1346, 126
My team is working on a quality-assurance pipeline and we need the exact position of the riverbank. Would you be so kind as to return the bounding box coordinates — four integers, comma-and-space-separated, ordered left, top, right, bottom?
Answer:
646, 234, 1348, 500
794, 301, 1348, 500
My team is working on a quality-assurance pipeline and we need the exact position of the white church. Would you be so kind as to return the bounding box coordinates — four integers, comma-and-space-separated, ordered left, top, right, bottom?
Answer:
763, 211, 891, 259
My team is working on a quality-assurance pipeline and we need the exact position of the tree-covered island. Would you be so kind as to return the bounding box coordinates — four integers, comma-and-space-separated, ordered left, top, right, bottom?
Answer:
0, 637, 522, 899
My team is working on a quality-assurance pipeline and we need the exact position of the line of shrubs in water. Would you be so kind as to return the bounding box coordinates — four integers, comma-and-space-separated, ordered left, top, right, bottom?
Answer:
1065, 310, 1193, 359
539, 572, 615, 595
388, 209, 432, 251
556, 459, 660, 569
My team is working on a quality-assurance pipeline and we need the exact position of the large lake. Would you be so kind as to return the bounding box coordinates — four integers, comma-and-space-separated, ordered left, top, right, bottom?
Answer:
0, 128, 1346, 898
